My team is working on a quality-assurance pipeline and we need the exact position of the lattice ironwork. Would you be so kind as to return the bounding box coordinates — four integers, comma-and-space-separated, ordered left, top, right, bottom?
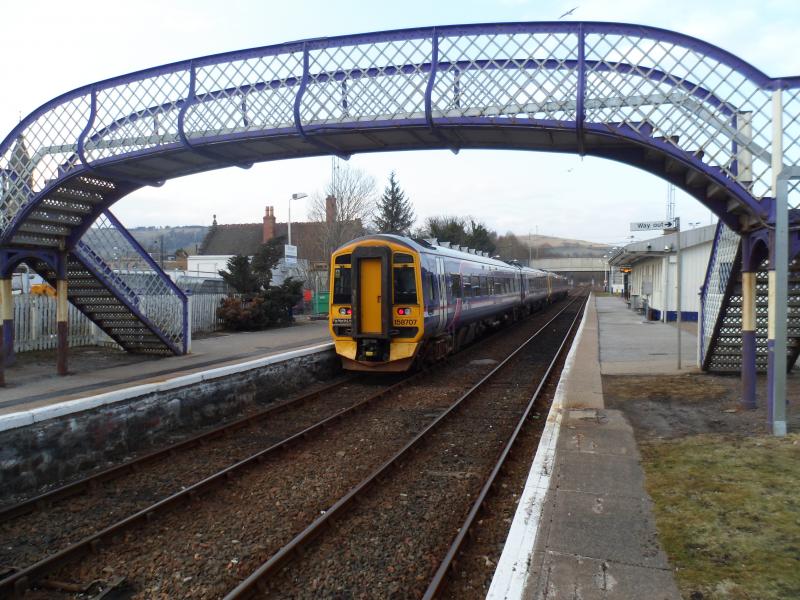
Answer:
75, 211, 187, 352
2, 22, 798, 244
700, 220, 740, 365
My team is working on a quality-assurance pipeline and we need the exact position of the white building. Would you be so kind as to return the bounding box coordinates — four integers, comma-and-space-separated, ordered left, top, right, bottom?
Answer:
608, 224, 716, 322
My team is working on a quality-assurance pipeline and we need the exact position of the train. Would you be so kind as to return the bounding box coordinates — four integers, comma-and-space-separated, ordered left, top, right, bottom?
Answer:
328, 234, 570, 372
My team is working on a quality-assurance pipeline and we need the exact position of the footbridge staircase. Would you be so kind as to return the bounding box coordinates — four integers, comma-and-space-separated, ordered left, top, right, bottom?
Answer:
700, 222, 800, 373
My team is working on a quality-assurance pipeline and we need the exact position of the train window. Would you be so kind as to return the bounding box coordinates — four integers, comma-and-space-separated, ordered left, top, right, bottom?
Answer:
451, 274, 462, 298
423, 271, 436, 303
480, 276, 489, 296
394, 266, 418, 304
471, 275, 480, 296
488, 277, 495, 295
335, 254, 351, 265
394, 253, 414, 264
333, 267, 352, 304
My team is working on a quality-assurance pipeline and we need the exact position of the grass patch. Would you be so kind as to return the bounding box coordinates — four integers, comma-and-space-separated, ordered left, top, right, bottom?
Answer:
640, 434, 800, 599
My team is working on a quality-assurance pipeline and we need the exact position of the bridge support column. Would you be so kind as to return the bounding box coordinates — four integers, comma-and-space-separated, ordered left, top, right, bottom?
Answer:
0, 277, 12, 386
56, 274, 68, 376
767, 90, 789, 436
1, 277, 13, 370
741, 268, 757, 409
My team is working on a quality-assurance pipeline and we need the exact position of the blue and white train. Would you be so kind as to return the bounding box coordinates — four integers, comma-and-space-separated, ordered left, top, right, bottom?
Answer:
329, 234, 570, 371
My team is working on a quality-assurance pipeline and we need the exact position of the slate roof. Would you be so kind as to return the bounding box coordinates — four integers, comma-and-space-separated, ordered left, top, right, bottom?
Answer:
199, 221, 330, 262
198, 223, 263, 256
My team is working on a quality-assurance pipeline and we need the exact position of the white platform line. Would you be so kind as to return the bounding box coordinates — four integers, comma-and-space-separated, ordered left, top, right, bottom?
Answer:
0, 342, 334, 433
486, 295, 591, 600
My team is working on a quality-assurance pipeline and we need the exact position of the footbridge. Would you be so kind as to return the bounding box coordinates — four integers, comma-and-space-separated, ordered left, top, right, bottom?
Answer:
1, 21, 798, 430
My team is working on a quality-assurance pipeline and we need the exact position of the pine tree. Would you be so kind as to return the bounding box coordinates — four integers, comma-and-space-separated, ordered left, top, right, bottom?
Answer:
374, 171, 414, 235
219, 255, 259, 296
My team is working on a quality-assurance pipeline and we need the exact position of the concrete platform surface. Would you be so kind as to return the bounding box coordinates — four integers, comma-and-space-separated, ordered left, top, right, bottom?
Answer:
489, 295, 680, 600
0, 319, 331, 415
597, 295, 698, 375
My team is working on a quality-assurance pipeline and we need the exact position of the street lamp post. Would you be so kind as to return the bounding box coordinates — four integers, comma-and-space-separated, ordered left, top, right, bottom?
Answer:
288, 192, 308, 246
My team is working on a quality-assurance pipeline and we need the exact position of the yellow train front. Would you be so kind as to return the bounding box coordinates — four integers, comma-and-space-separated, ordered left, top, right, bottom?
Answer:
329, 235, 425, 372
328, 234, 570, 372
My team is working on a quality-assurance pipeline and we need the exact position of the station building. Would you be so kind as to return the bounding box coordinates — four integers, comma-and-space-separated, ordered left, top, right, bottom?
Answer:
608, 223, 716, 322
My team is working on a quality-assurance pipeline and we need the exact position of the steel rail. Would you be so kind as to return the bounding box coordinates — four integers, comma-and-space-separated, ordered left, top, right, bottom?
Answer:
0, 296, 571, 596
0, 371, 426, 596
422, 293, 588, 599
224, 293, 585, 599
0, 376, 355, 522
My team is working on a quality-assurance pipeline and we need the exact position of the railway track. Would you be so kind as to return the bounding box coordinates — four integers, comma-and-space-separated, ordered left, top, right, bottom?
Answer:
0, 295, 581, 598
227, 293, 588, 599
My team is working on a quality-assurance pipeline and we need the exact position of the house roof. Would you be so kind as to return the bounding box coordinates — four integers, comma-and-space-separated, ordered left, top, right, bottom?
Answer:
198, 221, 332, 262
199, 223, 264, 256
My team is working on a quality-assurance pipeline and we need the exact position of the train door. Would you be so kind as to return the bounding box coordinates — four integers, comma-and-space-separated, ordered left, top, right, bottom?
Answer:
359, 258, 383, 334
435, 257, 447, 332
351, 246, 392, 361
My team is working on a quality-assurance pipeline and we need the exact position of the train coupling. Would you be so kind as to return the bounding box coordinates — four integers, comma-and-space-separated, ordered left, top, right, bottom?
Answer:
357, 338, 390, 362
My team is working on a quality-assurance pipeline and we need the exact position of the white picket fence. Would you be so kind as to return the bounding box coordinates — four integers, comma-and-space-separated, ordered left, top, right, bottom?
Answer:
189, 293, 228, 334
11, 293, 229, 353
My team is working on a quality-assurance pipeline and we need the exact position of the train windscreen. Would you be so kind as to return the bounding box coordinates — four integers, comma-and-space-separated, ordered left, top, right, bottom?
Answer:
333, 267, 352, 304
393, 266, 417, 304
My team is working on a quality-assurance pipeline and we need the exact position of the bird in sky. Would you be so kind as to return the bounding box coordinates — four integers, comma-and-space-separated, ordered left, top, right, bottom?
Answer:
558, 6, 578, 19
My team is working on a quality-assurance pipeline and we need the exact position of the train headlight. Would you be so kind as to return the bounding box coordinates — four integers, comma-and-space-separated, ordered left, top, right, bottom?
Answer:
397, 308, 411, 315
339, 307, 353, 315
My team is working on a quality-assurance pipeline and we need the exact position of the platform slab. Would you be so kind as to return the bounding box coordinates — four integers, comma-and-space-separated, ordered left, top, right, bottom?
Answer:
0, 319, 331, 416
532, 551, 680, 600
596, 296, 698, 374
488, 294, 681, 600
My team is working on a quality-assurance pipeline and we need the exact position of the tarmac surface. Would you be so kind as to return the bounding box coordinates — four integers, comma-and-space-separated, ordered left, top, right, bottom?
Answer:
0, 318, 331, 415
514, 296, 682, 599
597, 295, 698, 374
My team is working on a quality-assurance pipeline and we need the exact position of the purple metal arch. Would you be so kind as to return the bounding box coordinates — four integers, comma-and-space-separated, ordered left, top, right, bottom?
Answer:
3, 20, 798, 247
3, 20, 798, 159
0, 248, 60, 277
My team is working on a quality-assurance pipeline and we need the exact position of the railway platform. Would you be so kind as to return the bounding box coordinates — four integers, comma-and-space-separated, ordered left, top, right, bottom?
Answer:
0, 318, 331, 417
490, 295, 682, 599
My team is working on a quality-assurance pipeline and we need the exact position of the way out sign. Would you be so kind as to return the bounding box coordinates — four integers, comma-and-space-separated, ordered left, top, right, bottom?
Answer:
630, 219, 678, 231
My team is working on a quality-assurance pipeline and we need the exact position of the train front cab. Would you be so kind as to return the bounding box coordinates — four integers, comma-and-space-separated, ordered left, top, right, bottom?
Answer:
329, 240, 424, 371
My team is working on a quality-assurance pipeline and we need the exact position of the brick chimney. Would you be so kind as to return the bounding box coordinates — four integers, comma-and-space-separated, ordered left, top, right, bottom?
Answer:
263, 205, 276, 242
325, 195, 337, 224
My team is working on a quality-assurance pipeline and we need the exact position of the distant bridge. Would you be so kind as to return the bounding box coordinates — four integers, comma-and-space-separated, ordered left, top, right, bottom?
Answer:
529, 257, 608, 273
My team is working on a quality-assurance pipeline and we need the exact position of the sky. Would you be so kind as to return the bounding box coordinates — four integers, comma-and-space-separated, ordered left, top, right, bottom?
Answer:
2, 0, 798, 246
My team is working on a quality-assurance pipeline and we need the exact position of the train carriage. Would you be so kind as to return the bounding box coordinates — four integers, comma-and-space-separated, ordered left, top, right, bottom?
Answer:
329, 234, 569, 372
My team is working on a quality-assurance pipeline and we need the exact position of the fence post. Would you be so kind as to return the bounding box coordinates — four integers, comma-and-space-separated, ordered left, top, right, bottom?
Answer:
185, 290, 193, 354
30, 296, 40, 351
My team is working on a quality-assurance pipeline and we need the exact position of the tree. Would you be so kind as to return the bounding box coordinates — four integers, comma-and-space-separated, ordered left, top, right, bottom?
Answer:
495, 232, 531, 262
308, 161, 375, 257
251, 237, 285, 290
419, 216, 470, 247
418, 216, 497, 254
219, 255, 259, 295
374, 171, 414, 234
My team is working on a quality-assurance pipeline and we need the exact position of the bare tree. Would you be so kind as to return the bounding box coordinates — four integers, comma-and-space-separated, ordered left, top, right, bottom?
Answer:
309, 161, 376, 257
